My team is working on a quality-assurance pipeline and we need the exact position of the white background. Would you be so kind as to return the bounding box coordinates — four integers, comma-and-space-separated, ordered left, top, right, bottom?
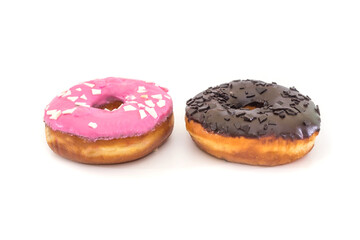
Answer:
1, 0, 359, 239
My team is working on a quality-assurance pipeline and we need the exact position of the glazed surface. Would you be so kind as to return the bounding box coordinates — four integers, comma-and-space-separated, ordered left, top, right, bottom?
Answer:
185, 80, 321, 140
44, 77, 173, 140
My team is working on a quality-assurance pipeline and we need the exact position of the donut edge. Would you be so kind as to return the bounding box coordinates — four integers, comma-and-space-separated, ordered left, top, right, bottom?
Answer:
185, 117, 319, 166
45, 113, 174, 164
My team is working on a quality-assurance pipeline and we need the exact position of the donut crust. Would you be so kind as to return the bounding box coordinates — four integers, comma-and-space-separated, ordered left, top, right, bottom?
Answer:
46, 114, 174, 164
186, 117, 318, 166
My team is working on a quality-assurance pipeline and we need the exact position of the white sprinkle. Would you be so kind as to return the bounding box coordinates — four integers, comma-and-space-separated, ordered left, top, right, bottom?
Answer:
58, 90, 71, 97
125, 95, 136, 100
75, 102, 90, 107
127, 101, 138, 104
80, 94, 87, 100
46, 109, 58, 115
76, 88, 82, 91
123, 105, 137, 111
145, 100, 155, 108
92, 89, 101, 95
45, 105, 49, 110
164, 95, 171, 99
140, 95, 148, 99
84, 83, 95, 88
139, 109, 147, 119
138, 103, 146, 108
88, 122, 97, 129
137, 86, 147, 93
151, 94, 162, 99
157, 99, 166, 108
67, 96, 79, 102
145, 107, 158, 119
62, 107, 77, 114
49, 110, 61, 120
63, 90, 71, 97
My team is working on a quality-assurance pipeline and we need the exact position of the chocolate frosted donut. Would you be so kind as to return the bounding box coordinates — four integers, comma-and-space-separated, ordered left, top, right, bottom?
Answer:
185, 80, 321, 166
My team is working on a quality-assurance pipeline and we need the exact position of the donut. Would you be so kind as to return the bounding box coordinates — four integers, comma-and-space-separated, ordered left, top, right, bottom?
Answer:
44, 77, 174, 164
185, 80, 321, 166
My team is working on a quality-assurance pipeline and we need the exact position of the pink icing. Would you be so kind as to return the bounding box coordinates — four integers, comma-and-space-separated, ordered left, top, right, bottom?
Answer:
44, 77, 173, 140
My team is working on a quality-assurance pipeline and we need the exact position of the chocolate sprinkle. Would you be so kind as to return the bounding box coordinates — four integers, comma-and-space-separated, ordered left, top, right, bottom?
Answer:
268, 121, 277, 126
235, 111, 246, 117
186, 98, 194, 105
294, 105, 305, 113
256, 87, 267, 95
246, 94, 256, 98
186, 80, 321, 139
240, 125, 250, 133
274, 110, 285, 115
290, 87, 298, 92
244, 114, 256, 122
234, 122, 241, 129
279, 112, 286, 118
285, 109, 298, 116
198, 104, 210, 112
258, 115, 267, 123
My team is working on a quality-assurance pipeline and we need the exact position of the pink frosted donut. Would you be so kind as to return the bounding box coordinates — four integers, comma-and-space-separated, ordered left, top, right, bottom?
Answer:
44, 77, 174, 164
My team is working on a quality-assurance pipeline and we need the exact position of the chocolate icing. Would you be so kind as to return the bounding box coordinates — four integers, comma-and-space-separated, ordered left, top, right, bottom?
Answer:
185, 80, 321, 140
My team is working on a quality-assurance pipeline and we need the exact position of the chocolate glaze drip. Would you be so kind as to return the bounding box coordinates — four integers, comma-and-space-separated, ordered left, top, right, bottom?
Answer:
185, 80, 321, 140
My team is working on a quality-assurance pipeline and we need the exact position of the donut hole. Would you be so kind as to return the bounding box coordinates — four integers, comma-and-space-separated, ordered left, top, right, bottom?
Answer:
241, 102, 265, 110
92, 97, 123, 111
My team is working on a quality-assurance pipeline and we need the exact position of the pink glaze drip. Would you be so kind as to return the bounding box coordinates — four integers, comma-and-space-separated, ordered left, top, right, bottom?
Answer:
44, 77, 173, 140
